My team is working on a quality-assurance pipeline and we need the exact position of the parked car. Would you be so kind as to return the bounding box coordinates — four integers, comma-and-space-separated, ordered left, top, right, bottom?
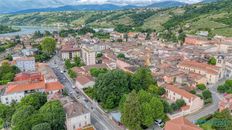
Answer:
155, 119, 164, 127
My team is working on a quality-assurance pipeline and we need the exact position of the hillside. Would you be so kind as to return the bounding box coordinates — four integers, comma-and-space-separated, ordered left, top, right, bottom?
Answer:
0, 0, 231, 37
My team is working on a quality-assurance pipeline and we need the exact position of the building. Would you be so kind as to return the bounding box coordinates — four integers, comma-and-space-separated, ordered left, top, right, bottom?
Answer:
76, 76, 95, 89
38, 63, 58, 83
219, 94, 232, 112
184, 35, 210, 45
61, 44, 81, 60
178, 60, 223, 84
15, 57, 36, 72
164, 116, 202, 130
81, 46, 96, 66
165, 85, 204, 119
60, 97, 92, 130
0, 72, 63, 105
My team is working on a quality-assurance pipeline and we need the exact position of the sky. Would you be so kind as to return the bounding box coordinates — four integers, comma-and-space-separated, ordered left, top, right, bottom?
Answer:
0, 0, 202, 13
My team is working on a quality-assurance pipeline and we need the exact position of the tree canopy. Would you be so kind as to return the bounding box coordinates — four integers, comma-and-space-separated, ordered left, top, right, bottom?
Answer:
41, 37, 56, 55
131, 67, 155, 91
120, 90, 165, 130
93, 70, 130, 109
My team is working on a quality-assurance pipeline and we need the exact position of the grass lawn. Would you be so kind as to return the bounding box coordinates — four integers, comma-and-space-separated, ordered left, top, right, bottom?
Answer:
142, 14, 170, 31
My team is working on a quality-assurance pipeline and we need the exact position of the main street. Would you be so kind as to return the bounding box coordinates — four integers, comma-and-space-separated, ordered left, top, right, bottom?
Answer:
48, 55, 121, 130
187, 77, 228, 122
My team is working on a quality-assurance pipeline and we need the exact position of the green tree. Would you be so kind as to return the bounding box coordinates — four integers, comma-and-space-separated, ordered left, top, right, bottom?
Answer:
11, 105, 35, 127
197, 84, 206, 90
65, 59, 73, 69
41, 37, 56, 55
17, 93, 47, 110
68, 69, 77, 79
0, 103, 15, 128
176, 99, 186, 108
211, 109, 232, 130
120, 90, 165, 129
73, 56, 81, 67
90, 68, 108, 77
121, 90, 143, 130
208, 57, 217, 65
32, 123, 51, 130
117, 53, 126, 59
93, 70, 130, 109
202, 90, 212, 99
131, 67, 154, 91
39, 100, 65, 130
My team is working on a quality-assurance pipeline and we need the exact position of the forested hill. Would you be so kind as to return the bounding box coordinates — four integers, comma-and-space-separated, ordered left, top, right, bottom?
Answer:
0, 0, 231, 37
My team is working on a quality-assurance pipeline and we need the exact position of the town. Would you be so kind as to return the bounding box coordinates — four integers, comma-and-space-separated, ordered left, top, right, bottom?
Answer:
0, 24, 232, 130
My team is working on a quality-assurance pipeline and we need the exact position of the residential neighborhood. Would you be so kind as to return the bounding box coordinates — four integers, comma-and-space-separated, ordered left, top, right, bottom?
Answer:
0, 0, 232, 130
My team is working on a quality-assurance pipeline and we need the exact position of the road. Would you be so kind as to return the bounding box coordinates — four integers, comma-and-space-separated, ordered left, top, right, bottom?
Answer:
49, 55, 121, 130
187, 77, 229, 122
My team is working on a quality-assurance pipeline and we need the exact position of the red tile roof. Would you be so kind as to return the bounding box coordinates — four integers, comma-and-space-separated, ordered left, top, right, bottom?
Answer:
76, 76, 93, 85
178, 60, 220, 75
45, 81, 64, 92
164, 117, 202, 130
165, 84, 197, 100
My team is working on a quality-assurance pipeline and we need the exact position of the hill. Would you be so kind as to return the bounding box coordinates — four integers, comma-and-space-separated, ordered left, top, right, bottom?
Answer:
147, 1, 187, 8
0, 0, 231, 37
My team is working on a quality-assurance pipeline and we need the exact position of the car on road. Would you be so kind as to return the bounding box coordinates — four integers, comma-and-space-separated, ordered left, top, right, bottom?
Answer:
72, 85, 76, 89
154, 119, 164, 127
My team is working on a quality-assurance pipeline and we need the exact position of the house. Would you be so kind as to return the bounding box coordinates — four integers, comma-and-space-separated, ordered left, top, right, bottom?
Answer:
178, 60, 223, 84
21, 48, 38, 56
60, 97, 92, 130
61, 44, 81, 60
184, 35, 210, 45
164, 84, 204, 119
76, 76, 95, 89
164, 116, 202, 130
15, 57, 36, 72
37, 63, 58, 83
219, 94, 232, 112
81, 46, 96, 66
0, 72, 63, 105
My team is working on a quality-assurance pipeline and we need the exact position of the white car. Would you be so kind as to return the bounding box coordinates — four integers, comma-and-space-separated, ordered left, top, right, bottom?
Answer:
155, 119, 164, 127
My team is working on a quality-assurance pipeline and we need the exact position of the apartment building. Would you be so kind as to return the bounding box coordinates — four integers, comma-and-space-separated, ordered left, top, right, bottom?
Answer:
81, 46, 96, 66
15, 57, 36, 72
177, 60, 223, 84
61, 44, 81, 60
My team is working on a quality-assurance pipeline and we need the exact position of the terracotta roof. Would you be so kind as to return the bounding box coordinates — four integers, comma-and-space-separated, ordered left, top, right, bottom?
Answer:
164, 117, 202, 130
165, 84, 197, 100
6, 81, 45, 94
178, 60, 220, 75
61, 44, 81, 52
14, 72, 43, 81
45, 81, 64, 92
76, 76, 93, 85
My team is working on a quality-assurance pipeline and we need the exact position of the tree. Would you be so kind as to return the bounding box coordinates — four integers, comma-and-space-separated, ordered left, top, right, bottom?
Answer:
73, 56, 81, 67
0, 103, 15, 128
17, 93, 47, 110
117, 53, 126, 59
211, 109, 232, 129
202, 90, 212, 99
176, 99, 186, 108
39, 100, 65, 130
93, 70, 130, 109
197, 84, 206, 90
171, 103, 179, 111
120, 90, 165, 129
32, 123, 51, 130
68, 69, 77, 79
161, 100, 172, 113
65, 59, 73, 69
11, 105, 35, 127
96, 53, 103, 58
90, 68, 108, 77
41, 37, 56, 55
121, 90, 143, 130
208, 57, 217, 65
131, 67, 154, 91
